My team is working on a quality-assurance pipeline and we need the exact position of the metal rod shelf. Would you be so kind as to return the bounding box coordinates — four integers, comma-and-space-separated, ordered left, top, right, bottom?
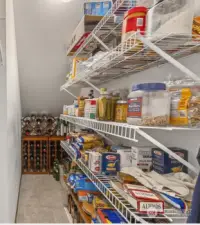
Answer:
61, 141, 190, 224
60, 114, 199, 175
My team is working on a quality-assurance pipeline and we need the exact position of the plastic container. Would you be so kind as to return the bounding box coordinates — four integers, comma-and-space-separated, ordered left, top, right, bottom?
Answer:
127, 83, 171, 126
147, 0, 195, 40
122, 6, 147, 42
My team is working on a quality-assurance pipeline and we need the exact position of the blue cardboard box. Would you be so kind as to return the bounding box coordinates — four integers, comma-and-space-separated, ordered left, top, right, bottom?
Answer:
101, 152, 120, 175
152, 147, 188, 174
84, 1, 112, 16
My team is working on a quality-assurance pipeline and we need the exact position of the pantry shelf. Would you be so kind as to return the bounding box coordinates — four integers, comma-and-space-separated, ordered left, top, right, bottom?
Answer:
61, 141, 190, 224
66, 0, 135, 57
60, 114, 199, 175
61, 32, 200, 91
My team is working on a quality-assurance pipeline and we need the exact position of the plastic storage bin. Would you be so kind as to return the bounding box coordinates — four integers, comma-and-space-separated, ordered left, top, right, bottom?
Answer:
147, 0, 195, 40
127, 83, 171, 126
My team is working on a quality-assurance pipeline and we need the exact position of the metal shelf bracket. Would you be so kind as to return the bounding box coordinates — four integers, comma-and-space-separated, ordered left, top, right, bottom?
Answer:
138, 34, 200, 81
62, 88, 78, 99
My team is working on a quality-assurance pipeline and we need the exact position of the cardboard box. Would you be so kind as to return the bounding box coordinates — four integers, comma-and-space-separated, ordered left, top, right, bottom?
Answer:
101, 153, 120, 175
124, 184, 164, 214
84, 1, 112, 16
116, 148, 132, 168
152, 147, 188, 174
77, 190, 100, 202
66, 15, 103, 56
131, 146, 152, 171
88, 152, 102, 174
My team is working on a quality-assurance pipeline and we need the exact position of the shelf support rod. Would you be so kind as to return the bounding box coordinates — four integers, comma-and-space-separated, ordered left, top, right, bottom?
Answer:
83, 79, 101, 93
92, 33, 110, 51
136, 128, 199, 175
138, 34, 200, 81
63, 88, 78, 99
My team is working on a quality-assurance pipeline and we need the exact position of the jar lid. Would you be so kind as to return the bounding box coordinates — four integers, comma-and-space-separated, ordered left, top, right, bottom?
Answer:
132, 83, 166, 91
117, 100, 127, 104
125, 6, 147, 19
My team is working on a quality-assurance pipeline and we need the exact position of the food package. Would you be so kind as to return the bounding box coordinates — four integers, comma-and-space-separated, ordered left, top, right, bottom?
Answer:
93, 196, 112, 209
66, 15, 103, 56
96, 209, 127, 223
147, 0, 195, 40
115, 147, 132, 168
169, 84, 200, 127
131, 146, 152, 172
76, 140, 104, 150
84, 1, 112, 16
192, 16, 200, 39
74, 177, 100, 192
76, 134, 102, 143
124, 184, 164, 214
71, 57, 88, 80
77, 190, 100, 202
152, 147, 188, 174
101, 153, 120, 175
88, 152, 102, 174
118, 172, 140, 184
84, 99, 98, 119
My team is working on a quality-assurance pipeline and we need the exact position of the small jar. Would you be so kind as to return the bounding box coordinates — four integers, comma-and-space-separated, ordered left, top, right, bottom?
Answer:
115, 100, 128, 123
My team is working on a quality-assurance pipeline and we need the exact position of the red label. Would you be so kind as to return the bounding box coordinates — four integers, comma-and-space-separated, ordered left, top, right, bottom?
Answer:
72, 32, 91, 52
106, 155, 116, 160
128, 97, 142, 118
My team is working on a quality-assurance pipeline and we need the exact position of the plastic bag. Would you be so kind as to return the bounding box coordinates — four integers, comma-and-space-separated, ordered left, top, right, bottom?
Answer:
147, 0, 195, 39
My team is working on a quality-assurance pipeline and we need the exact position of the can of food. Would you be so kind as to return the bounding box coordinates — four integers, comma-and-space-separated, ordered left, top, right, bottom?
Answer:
115, 100, 128, 123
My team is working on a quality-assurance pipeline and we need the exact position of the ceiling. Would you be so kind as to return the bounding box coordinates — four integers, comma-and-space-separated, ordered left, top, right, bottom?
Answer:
14, 0, 83, 116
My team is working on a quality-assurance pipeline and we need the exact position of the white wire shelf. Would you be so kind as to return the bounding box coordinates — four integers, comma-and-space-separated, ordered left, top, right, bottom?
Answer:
62, 32, 200, 90
61, 141, 190, 224
60, 114, 199, 175
67, 0, 136, 57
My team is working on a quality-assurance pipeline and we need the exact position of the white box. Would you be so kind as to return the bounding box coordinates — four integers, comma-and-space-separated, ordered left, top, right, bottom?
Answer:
89, 152, 101, 174
66, 15, 103, 56
116, 148, 132, 169
131, 146, 152, 171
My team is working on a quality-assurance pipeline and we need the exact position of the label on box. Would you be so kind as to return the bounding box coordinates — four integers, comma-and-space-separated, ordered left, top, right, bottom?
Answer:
130, 190, 159, 201
128, 97, 142, 118
138, 201, 164, 214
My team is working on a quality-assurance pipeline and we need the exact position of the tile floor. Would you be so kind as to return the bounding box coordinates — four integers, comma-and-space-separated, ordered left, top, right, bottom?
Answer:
16, 175, 69, 223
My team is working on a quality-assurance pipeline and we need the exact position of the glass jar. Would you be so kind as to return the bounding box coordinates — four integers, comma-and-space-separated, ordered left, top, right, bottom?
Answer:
127, 83, 171, 126
98, 88, 108, 121
115, 100, 128, 123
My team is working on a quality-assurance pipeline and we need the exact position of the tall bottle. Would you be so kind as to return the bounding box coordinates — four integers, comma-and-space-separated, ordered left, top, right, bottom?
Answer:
111, 92, 121, 121
98, 88, 108, 121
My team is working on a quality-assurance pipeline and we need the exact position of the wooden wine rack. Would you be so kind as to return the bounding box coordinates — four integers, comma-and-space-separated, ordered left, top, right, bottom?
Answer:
49, 136, 65, 173
22, 136, 49, 174
22, 136, 65, 174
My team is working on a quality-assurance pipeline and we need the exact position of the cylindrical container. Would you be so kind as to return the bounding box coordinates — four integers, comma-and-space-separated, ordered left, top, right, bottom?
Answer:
127, 83, 171, 126
122, 6, 147, 42
115, 100, 128, 123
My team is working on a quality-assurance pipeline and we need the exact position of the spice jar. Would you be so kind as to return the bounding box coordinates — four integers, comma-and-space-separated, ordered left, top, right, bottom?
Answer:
127, 83, 171, 126
115, 100, 128, 123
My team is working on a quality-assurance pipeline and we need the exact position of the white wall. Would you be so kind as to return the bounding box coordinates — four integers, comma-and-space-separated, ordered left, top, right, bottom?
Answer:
0, 0, 8, 222
14, 0, 83, 116
0, 0, 22, 222
104, 53, 200, 174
